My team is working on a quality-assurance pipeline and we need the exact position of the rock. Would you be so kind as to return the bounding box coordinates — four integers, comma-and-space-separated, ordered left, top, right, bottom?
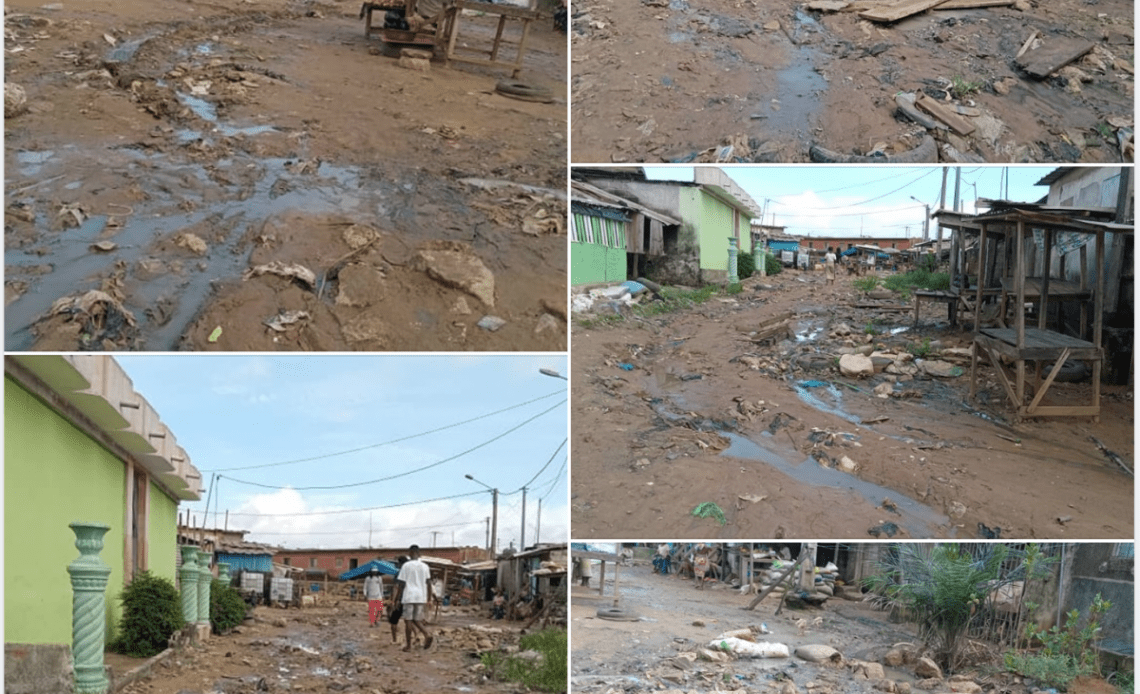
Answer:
897, 683, 912, 694
948, 680, 981, 694
272, 617, 287, 628
882, 648, 905, 667
413, 242, 495, 306
400, 48, 433, 60
853, 661, 886, 680
920, 360, 963, 378
176, 232, 208, 255
796, 644, 842, 664
335, 263, 385, 307
692, 620, 706, 627
781, 681, 799, 694
342, 224, 378, 250
342, 313, 391, 346
915, 657, 943, 679
832, 322, 854, 337
874, 680, 897, 693
452, 297, 472, 315
535, 313, 561, 334
949, 501, 967, 519
886, 361, 919, 376
838, 456, 859, 474
5, 83, 27, 118
915, 679, 941, 690
477, 315, 507, 332
398, 56, 431, 71
874, 382, 894, 398
839, 354, 874, 378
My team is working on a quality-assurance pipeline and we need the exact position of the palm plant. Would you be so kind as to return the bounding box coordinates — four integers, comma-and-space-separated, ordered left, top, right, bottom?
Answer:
863, 544, 1023, 674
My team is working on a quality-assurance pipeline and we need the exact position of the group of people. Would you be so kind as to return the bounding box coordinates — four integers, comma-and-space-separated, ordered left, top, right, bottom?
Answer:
362, 545, 433, 651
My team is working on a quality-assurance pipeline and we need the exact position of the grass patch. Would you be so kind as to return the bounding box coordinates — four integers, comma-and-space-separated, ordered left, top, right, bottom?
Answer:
883, 269, 950, 293
574, 284, 729, 328
853, 276, 880, 292
1004, 652, 1090, 691
950, 75, 983, 99
481, 628, 566, 692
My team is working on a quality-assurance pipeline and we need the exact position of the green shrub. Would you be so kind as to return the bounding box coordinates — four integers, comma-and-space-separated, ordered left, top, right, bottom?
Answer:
883, 269, 950, 293
853, 276, 880, 292
762, 251, 783, 276
481, 628, 567, 692
210, 579, 249, 634
112, 571, 185, 657
737, 251, 756, 279
1004, 651, 1088, 691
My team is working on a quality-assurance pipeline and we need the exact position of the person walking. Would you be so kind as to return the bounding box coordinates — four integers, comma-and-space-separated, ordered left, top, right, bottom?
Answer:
824, 247, 837, 285
364, 569, 385, 628
394, 545, 434, 651
388, 556, 408, 645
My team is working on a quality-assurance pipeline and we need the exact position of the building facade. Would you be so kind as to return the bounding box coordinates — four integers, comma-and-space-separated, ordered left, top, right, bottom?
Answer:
273, 546, 487, 576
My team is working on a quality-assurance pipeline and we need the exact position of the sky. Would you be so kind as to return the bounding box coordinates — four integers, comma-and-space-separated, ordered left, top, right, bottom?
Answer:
641, 166, 1061, 239
116, 355, 568, 554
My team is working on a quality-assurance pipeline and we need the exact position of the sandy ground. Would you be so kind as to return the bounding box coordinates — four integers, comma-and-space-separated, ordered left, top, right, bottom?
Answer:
569, 270, 1134, 540
106, 598, 563, 694
570, 559, 1119, 694
5, 0, 568, 350
569, 0, 1134, 163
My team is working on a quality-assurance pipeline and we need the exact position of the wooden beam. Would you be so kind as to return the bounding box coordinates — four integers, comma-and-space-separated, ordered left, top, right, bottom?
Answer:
935, 0, 1012, 8
745, 552, 808, 610
1016, 38, 1096, 78
859, 0, 950, 22
1026, 347, 1071, 413
915, 92, 976, 136
1040, 228, 1052, 330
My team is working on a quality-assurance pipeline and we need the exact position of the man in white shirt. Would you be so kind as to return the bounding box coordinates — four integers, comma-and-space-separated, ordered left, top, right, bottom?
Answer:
394, 545, 434, 651
364, 569, 384, 627
824, 248, 837, 285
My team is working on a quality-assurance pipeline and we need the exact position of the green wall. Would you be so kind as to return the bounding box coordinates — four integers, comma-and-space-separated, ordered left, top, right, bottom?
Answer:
148, 482, 178, 584
5, 376, 127, 645
570, 212, 627, 285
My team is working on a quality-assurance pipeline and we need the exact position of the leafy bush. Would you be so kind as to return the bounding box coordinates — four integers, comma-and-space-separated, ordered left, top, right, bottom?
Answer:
883, 269, 950, 293
112, 571, 185, 657
1004, 651, 1088, 691
210, 579, 249, 634
481, 628, 567, 692
761, 251, 783, 276
737, 251, 756, 279
853, 276, 880, 292
1024, 594, 1112, 673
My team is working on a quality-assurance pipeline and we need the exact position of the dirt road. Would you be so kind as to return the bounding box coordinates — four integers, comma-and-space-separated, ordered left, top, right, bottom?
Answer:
109, 600, 555, 693
570, 0, 1134, 163
5, 0, 567, 351
569, 271, 1134, 540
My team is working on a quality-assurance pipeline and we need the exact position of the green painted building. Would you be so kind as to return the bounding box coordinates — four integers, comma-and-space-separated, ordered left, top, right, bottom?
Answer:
571, 168, 761, 286
5, 356, 203, 675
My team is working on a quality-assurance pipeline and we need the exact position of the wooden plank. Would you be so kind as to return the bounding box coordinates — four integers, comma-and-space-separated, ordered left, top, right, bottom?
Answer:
1016, 38, 1096, 78
858, 0, 949, 22
1027, 347, 1070, 412
1016, 29, 1040, 59
1017, 405, 1100, 417
935, 0, 1012, 8
914, 92, 976, 136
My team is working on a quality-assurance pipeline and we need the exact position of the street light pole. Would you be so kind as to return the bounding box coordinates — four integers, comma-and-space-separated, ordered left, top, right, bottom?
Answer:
466, 474, 498, 559
539, 368, 567, 380
520, 486, 527, 551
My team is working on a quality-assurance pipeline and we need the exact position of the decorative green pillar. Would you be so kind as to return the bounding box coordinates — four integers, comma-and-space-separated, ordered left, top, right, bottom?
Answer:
727, 237, 739, 284
217, 562, 231, 585
179, 546, 199, 624
67, 522, 112, 694
196, 550, 212, 626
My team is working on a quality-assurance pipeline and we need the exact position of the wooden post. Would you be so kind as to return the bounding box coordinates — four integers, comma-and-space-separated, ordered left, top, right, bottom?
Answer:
1079, 243, 1089, 339
513, 17, 532, 78
612, 560, 621, 607
973, 225, 987, 331
1015, 219, 1026, 405
745, 552, 808, 611
489, 14, 507, 61
1040, 228, 1052, 331
1092, 229, 1105, 422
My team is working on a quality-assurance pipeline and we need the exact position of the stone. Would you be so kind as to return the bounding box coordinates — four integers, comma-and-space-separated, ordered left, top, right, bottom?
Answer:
838, 456, 859, 474
832, 322, 854, 337
855, 661, 886, 680
915, 679, 941, 690
177, 233, 208, 255
897, 683, 912, 694
839, 354, 874, 378
948, 680, 981, 694
452, 297, 472, 315
920, 360, 963, 378
949, 501, 967, 519
335, 263, 385, 307
534, 313, 561, 334
795, 644, 842, 664
413, 242, 495, 307
886, 361, 919, 376
874, 680, 897, 693
342, 224, 378, 250
5, 83, 27, 118
398, 56, 431, 71
915, 657, 943, 679
882, 648, 905, 667
477, 315, 507, 332
342, 314, 391, 346
874, 382, 894, 398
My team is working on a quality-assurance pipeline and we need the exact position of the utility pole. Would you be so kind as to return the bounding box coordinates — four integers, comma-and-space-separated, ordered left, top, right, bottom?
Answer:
431, 531, 440, 548
520, 487, 527, 552
369, 512, 372, 549
484, 517, 491, 553
535, 499, 541, 545
491, 489, 498, 559
953, 167, 962, 212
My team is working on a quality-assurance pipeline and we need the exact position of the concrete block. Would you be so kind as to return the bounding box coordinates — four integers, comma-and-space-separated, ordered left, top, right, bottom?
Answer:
5, 643, 74, 694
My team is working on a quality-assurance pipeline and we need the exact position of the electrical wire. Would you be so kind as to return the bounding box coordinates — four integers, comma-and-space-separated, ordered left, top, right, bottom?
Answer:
512, 438, 567, 492
767, 169, 938, 212
200, 389, 565, 472
250, 519, 484, 535
220, 489, 487, 518
220, 399, 565, 490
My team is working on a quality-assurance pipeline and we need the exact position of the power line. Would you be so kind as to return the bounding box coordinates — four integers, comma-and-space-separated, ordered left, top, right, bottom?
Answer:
767, 168, 938, 212
513, 438, 568, 492
201, 389, 565, 472
808, 168, 924, 194
538, 456, 568, 502
250, 519, 484, 535
221, 490, 486, 518
220, 399, 565, 490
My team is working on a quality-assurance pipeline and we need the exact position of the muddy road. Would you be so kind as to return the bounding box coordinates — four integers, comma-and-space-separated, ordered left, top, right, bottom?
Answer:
569, 271, 1134, 540
5, 0, 568, 351
569, 0, 1134, 163
110, 600, 560, 694
570, 559, 1115, 694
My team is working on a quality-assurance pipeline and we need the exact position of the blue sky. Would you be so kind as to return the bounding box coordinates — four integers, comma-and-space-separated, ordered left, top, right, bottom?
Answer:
641, 166, 1059, 238
116, 355, 568, 552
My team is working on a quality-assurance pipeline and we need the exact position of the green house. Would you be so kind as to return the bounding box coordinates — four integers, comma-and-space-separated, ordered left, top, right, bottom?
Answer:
5, 356, 203, 686
571, 167, 760, 286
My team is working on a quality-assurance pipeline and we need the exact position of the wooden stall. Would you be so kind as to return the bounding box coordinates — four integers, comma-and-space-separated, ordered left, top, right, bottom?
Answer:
960, 203, 1133, 422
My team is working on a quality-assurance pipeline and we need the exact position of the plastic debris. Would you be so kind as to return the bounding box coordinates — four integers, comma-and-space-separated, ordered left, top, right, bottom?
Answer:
692, 502, 727, 526
208, 326, 223, 343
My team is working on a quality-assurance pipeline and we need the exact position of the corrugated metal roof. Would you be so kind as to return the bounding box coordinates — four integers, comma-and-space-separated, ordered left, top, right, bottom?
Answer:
339, 559, 399, 581
767, 240, 799, 252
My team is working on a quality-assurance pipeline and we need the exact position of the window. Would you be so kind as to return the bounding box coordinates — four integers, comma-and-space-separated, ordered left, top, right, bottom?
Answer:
336, 557, 343, 568
283, 558, 291, 566
309, 558, 317, 568
349, 558, 359, 570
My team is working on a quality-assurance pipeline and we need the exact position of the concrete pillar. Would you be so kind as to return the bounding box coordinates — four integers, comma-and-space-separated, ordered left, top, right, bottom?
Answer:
217, 562, 231, 585
197, 551, 212, 626
179, 546, 199, 624
67, 522, 112, 694
727, 237, 739, 284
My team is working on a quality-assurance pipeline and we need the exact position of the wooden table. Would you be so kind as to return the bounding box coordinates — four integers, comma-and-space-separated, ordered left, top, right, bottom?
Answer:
438, 0, 539, 77
970, 327, 1103, 421
573, 550, 623, 606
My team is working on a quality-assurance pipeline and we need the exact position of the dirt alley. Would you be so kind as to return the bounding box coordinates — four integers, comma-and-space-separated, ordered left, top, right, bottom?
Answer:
109, 600, 555, 694
569, 270, 1134, 540
5, 0, 567, 351
570, 558, 1117, 694
570, 0, 1134, 163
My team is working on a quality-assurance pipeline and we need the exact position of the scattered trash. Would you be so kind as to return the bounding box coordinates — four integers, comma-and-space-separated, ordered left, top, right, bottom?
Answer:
477, 315, 507, 332
692, 502, 727, 526
617, 362, 634, 371
208, 326, 223, 342
977, 522, 1002, 539
264, 310, 310, 332
244, 261, 316, 288
867, 522, 899, 538
711, 637, 790, 658
90, 241, 117, 252
799, 380, 827, 388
